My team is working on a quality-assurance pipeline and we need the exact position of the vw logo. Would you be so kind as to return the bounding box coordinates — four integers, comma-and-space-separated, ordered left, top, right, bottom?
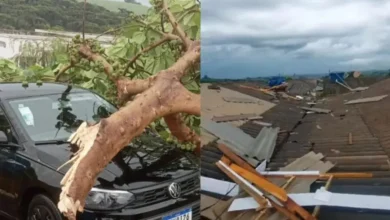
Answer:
168, 182, 181, 199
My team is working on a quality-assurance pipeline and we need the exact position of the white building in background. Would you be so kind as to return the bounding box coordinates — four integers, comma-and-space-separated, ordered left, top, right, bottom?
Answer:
0, 29, 114, 59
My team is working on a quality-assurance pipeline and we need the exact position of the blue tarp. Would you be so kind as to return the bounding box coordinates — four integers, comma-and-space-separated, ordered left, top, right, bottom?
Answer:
329, 72, 346, 83
268, 76, 285, 87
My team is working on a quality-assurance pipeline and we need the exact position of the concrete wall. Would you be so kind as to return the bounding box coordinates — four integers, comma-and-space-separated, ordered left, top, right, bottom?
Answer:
0, 29, 114, 59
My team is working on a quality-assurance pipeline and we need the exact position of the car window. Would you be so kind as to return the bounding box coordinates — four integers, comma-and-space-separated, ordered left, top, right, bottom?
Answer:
8, 92, 117, 142
0, 107, 17, 144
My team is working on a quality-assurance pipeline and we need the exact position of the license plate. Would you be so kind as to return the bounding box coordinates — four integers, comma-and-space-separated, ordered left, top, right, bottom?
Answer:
162, 208, 192, 220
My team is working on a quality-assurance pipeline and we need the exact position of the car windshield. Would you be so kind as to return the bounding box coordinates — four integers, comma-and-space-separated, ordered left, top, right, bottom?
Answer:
8, 92, 117, 142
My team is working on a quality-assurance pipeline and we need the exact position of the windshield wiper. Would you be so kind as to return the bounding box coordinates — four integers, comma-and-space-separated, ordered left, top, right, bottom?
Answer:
35, 140, 70, 145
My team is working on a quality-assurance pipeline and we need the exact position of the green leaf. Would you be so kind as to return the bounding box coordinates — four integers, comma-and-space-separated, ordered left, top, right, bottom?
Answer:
169, 4, 183, 13
193, 11, 200, 27
83, 70, 99, 79
185, 80, 199, 93
183, 0, 196, 9
122, 23, 142, 38
133, 32, 146, 44
106, 43, 128, 58
183, 13, 194, 26
81, 80, 94, 89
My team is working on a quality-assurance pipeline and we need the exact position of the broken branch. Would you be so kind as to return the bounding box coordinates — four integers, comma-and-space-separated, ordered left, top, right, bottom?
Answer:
163, 0, 192, 50
78, 44, 115, 81
124, 35, 175, 73
164, 113, 200, 144
55, 64, 73, 82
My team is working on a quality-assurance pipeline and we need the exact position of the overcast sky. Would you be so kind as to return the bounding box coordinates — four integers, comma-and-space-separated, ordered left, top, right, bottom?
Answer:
202, 0, 390, 78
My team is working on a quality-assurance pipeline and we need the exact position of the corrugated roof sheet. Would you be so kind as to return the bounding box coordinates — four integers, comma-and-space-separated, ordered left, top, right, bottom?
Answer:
248, 127, 279, 161
222, 80, 390, 177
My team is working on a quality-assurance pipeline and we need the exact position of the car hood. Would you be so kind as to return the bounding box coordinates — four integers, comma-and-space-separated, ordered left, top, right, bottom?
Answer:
35, 140, 199, 190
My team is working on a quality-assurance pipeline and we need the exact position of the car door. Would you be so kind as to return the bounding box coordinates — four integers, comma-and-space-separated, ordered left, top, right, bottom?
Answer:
0, 106, 21, 217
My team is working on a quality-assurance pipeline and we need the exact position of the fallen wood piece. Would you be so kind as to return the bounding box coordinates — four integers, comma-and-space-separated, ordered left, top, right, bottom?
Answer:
301, 107, 332, 114
230, 164, 315, 220
217, 161, 301, 220
312, 175, 333, 217
229, 187, 390, 212
223, 97, 257, 103
218, 143, 256, 171
211, 113, 261, 123
216, 161, 270, 209
345, 95, 388, 105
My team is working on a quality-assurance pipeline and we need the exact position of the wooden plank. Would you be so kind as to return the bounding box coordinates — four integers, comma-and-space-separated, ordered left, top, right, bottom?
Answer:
345, 95, 388, 105
269, 152, 324, 187
287, 161, 334, 193
301, 107, 332, 114
266, 160, 333, 220
218, 143, 256, 172
217, 162, 301, 220
230, 164, 288, 202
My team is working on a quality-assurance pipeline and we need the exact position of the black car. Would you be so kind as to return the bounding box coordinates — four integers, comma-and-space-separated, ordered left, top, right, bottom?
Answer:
0, 83, 200, 220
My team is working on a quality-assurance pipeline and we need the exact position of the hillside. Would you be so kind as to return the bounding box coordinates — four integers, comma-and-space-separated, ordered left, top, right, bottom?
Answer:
0, 0, 148, 33
76, 0, 148, 14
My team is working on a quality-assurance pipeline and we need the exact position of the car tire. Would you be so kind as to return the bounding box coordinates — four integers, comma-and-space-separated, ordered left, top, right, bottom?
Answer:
27, 194, 63, 220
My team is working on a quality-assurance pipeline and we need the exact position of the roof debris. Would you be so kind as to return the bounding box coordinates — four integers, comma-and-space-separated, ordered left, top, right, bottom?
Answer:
344, 94, 388, 105
201, 77, 390, 219
301, 107, 332, 114
223, 97, 258, 103
211, 113, 262, 123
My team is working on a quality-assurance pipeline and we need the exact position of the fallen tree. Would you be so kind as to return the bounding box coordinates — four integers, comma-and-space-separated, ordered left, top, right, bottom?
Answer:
0, 0, 200, 219
57, 1, 200, 219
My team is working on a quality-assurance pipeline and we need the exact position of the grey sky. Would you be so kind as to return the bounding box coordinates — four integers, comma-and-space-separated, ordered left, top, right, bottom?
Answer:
202, 0, 390, 78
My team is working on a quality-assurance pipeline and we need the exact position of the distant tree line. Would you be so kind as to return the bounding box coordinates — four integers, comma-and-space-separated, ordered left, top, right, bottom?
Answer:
0, 0, 129, 33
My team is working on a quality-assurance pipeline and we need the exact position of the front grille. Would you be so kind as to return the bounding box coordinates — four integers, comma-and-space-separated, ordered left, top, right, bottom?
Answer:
127, 175, 200, 208
192, 203, 200, 220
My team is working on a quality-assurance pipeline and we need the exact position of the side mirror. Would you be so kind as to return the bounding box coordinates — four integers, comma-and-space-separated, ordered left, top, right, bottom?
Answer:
0, 131, 8, 144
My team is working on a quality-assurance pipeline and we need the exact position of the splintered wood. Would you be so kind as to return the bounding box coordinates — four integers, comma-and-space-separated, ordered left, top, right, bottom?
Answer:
201, 148, 374, 220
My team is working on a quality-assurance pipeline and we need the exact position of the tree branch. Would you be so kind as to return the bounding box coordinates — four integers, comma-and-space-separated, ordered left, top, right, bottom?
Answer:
164, 113, 200, 147
78, 44, 115, 81
58, 74, 199, 219
124, 35, 175, 74
116, 76, 156, 101
163, 0, 192, 50
55, 64, 73, 82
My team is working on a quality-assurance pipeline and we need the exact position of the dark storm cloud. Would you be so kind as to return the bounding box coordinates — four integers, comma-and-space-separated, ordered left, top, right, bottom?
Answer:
201, 0, 390, 77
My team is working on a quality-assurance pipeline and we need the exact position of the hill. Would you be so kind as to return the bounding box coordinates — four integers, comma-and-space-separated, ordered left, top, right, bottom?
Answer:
76, 0, 148, 14
0, 0, 148, 33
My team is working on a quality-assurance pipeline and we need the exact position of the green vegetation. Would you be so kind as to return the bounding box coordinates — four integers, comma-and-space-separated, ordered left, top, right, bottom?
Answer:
0, 0, 147, 33
76, 0, 148, 14
0, 0, 200, 146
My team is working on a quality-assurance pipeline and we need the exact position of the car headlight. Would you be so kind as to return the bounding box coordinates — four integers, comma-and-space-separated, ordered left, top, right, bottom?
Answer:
85, 188, 135, 210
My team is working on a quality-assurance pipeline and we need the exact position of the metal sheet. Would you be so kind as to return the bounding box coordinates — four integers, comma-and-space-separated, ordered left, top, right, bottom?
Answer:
201, 118, 254, 153
248, 127, 280, 161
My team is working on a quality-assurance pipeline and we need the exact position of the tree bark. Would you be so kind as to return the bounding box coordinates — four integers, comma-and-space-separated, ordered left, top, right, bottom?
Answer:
58, 41, 200, 220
